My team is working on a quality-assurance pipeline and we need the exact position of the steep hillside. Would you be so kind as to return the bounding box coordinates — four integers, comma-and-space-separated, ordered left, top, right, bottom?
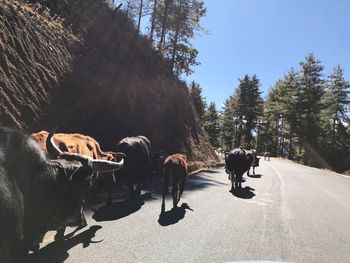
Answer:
0, 0, 218, 165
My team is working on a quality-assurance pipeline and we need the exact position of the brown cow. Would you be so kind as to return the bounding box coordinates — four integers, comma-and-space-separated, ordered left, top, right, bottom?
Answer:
161, 154, 189, 213
31, 131, 125, 205
31, 131, 116, 161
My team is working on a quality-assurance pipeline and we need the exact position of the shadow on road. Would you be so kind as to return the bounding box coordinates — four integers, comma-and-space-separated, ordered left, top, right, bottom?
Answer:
158, 203, 193, 226
92, 198, 144, 222
200, 170, 221, 174
185, 174, 228, 191
247, 173, 263, 178
230, 186, 255, 199
17, 225, 102, 263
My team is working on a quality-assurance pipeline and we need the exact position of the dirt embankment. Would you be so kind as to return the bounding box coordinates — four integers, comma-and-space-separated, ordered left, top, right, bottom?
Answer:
0, 0, 218, 166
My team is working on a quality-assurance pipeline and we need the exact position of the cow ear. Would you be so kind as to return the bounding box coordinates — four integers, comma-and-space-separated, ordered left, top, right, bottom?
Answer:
69, 167, 91, 182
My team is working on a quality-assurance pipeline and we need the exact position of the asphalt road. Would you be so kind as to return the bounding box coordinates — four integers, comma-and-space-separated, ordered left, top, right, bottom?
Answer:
20, 158, 350, 263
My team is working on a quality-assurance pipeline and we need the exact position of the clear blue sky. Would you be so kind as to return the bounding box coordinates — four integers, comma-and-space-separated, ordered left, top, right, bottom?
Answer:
185, 0, 350, 109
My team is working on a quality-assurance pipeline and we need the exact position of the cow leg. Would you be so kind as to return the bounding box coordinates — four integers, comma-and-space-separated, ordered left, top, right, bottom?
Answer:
236, 174, 240, 189
54, 227, 66, 242
253, 166, 256, 175
178, 178, 186, 202
128, 182, 135, 199
30, 232, 45, 252
135, 180, 141, 199
247, 167, 250, 176
234, 173, 239, 189
78, 203, 87, 229
106, 184, 113, 206
161, 175, 169, 214
230, 171, 234, 192
172, 181, 179, 208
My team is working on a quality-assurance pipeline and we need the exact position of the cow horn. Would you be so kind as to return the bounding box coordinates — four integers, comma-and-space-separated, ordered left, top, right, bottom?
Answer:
91, 158, 124, 172
46, 126, 62, 158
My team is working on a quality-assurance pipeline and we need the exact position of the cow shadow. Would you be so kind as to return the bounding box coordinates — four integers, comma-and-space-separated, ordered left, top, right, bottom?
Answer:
150, 171, 227, 195
202, 170, 221, 174
158, 203, 193, 226
185, 174, 228, 191
230, 186, 255, 199
17, 225, 102, 263
247, 173, 263, 178
92, 198, 144, 222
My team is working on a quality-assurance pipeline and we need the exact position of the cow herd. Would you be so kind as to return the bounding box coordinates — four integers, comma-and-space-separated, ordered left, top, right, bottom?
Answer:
0, 126, 264, 263
0, 127, 189, 263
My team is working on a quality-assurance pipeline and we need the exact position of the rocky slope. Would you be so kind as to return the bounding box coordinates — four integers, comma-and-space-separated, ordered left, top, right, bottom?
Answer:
0, 0, 218, 166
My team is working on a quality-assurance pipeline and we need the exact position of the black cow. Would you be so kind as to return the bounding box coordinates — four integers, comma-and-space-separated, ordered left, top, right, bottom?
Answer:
0, 127, 124, 263
225, 147, 254, 191
116, 136, 152, 198
247, 149, 260, 176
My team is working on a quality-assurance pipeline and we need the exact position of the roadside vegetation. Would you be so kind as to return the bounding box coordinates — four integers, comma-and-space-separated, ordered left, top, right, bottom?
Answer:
191, 53, 350, 174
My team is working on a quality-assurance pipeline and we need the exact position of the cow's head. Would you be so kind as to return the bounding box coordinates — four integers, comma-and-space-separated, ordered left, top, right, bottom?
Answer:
46, 128, 125, 229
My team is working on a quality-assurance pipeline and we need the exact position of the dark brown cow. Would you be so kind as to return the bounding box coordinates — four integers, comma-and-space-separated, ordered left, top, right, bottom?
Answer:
161, 154, 189, 213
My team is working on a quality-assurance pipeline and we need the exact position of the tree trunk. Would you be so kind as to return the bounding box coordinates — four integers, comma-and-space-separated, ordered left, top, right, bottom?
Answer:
149, 0, 158, 43
158, 0, 171, 53
126, 0, 130, 16
137, 0, 143, 33
288, 135, 293, 160
170, 0, 184, 73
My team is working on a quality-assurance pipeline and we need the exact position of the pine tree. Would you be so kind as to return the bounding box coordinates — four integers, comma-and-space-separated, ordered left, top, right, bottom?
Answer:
327, 66, 350, 120
297, 53, 325, 165
220, 96, 236, 151
150, 0, 206, 75
231, 75, 263, 148
264, 69, 300, 159
203, 102, 220, 147
319, 65, 350, 170
189, 81, 206, 121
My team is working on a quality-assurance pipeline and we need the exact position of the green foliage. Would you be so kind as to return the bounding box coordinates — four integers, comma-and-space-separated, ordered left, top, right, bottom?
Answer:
220, 96, 236, 151
189, 81, 206, 121
232, 74, 264, 148
264, 69, 299, 158
172, 43, 199, 76
149, 0, 206, 76
262, 54, 350, 172
220, 75, 263, 150
203, 102, 220, 147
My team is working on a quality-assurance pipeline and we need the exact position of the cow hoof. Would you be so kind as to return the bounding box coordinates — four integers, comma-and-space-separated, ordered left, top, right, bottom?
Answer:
54, 233, 65, 242
78, 221, 87, 230
30, 242, 40, 252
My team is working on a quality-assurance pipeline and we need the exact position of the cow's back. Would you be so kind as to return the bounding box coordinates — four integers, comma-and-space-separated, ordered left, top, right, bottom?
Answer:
225, 148, 252, 175
117, 136, 151, 169
164, 154, 188, 180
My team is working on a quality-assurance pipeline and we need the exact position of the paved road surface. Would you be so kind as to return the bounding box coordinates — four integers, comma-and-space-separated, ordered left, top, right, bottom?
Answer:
21, 158, 350, 263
